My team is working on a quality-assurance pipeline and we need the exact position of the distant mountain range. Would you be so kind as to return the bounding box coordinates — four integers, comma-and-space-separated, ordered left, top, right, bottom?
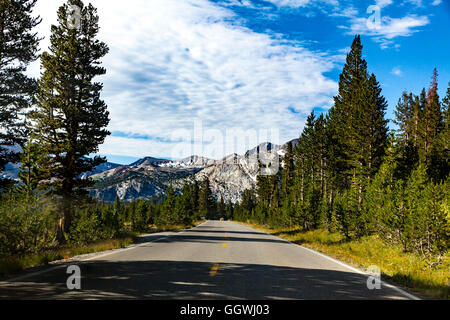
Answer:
1, 140, 297, 203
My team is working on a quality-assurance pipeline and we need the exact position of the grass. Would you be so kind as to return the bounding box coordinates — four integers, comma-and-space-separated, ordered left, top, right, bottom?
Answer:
237, 221, 450, 300
0, 220, 205, 278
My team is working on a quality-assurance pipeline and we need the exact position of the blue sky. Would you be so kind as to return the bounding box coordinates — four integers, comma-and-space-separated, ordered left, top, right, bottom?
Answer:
31, 0, 450, 164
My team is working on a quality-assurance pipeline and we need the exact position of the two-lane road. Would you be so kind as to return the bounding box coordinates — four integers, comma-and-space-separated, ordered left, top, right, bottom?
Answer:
0, 221, 418, 300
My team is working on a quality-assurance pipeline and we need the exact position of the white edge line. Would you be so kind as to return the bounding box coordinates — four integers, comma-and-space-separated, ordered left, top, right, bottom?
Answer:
232, 222, 421, 301
298, 245, 421, 301
2, 221, 209, 283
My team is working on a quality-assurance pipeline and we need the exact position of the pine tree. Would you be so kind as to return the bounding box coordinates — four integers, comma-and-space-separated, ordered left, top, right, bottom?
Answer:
328, 36, 388, 197
358, 73, 388, 182
394, 91, 415, 144
361, 132, 399, 236
216, 197, 225, 220
295, 111, 316, 202
225, 200, 233, 220
0, 0, 41, 188
417, 69, 443, 167
29, 0, 110, 242
425, 72, 447, 181
198, 178, 216, 219
160, 185, 177, 225
394, 91, 420, 180
281, 141, 294, 199
328, 35, 368, 190
314, 114, 328, 200
443, 83, 450, 122
18, 136, 41, 196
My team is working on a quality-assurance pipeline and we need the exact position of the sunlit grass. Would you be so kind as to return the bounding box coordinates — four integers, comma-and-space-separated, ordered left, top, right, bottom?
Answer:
238, 222, 449, 300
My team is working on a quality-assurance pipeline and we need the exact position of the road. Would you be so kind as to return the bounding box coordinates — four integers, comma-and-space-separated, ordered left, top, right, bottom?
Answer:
0, 220, 418, 300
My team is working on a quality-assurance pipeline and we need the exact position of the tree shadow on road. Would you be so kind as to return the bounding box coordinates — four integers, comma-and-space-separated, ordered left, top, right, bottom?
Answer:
0, 260, 409, 300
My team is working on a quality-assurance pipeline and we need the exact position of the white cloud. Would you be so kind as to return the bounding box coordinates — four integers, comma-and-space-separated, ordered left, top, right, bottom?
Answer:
402, 0, 423, 7
375, 0, 393, 8
222, 0, 339, 9
431, 0, 442, 6
344, 14, 429, 49
391, 67, 403, 76
29, 0, 337, 159
265, 0, 312, 8
329, 6, 358, 18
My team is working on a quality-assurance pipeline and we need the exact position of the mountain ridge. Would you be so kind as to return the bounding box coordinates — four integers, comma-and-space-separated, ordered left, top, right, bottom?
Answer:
89, 139, 297, 203
1, 140, 298, 203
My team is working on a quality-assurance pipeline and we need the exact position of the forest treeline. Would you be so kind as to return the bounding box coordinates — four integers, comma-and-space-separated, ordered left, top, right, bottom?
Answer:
233, 37, 449, 258
0, 0, 448, 261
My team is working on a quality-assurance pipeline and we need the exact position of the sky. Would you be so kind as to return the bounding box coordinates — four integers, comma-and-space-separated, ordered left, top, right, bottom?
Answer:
29, 0, 450, 164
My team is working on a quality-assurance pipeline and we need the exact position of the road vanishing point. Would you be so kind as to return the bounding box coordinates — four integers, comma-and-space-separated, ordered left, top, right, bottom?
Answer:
0, 221, 419, 300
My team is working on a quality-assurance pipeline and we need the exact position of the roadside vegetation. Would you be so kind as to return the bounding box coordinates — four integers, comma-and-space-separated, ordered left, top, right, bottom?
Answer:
230, 37, 449, 300
0, 191, 205, 277
238, 222, 449, 300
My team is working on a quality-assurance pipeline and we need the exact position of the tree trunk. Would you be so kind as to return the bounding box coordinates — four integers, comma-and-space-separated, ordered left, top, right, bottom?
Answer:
56, 216, 66, 244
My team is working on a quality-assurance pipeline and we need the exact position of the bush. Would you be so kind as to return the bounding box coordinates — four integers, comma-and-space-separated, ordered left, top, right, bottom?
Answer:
68, 207, 103, 246
0, 193, 57, 256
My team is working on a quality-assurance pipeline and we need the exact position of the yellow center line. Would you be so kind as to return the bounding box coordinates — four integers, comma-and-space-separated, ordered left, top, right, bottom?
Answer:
209, 264, 219, 277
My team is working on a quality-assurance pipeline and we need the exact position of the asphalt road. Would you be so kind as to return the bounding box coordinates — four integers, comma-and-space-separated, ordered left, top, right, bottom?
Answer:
0, 220, 418, 300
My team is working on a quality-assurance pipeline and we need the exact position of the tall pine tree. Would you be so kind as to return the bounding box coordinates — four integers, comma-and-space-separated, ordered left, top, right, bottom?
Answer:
0, 0, 40, 188
198, 178, 216, 219
29, 0, 110, 242
328, 35, 387, 190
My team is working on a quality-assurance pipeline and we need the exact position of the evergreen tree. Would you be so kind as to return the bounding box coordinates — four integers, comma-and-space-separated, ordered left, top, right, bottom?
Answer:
361, 132, 399, 236
358, 73, 388, 182
314, 114, 328, 200
425, 73, 447, 181
327, 35, 368, 190
443, 83, 450, 122
29, 0, 110, 241
216, 197, 225, 220
417, 70, 443, 167
0, 0, 41, 188
394, 92, 420, 181
295, 111, 316, 202
281, 141, 294, 199
394, 91, 416, 144
327, 36, 388, 190
225, 200, 234, 220
198, 178, 216, 219
18, 136, 41, 196
190, 180, 200, 213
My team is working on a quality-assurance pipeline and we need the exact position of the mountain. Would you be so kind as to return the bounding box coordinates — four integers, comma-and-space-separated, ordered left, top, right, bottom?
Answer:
0, 140, 297, 202
89, 159, 203, 202
0, 163, 20, 182
79, 161, 122, 179
89, 140, 297, 203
